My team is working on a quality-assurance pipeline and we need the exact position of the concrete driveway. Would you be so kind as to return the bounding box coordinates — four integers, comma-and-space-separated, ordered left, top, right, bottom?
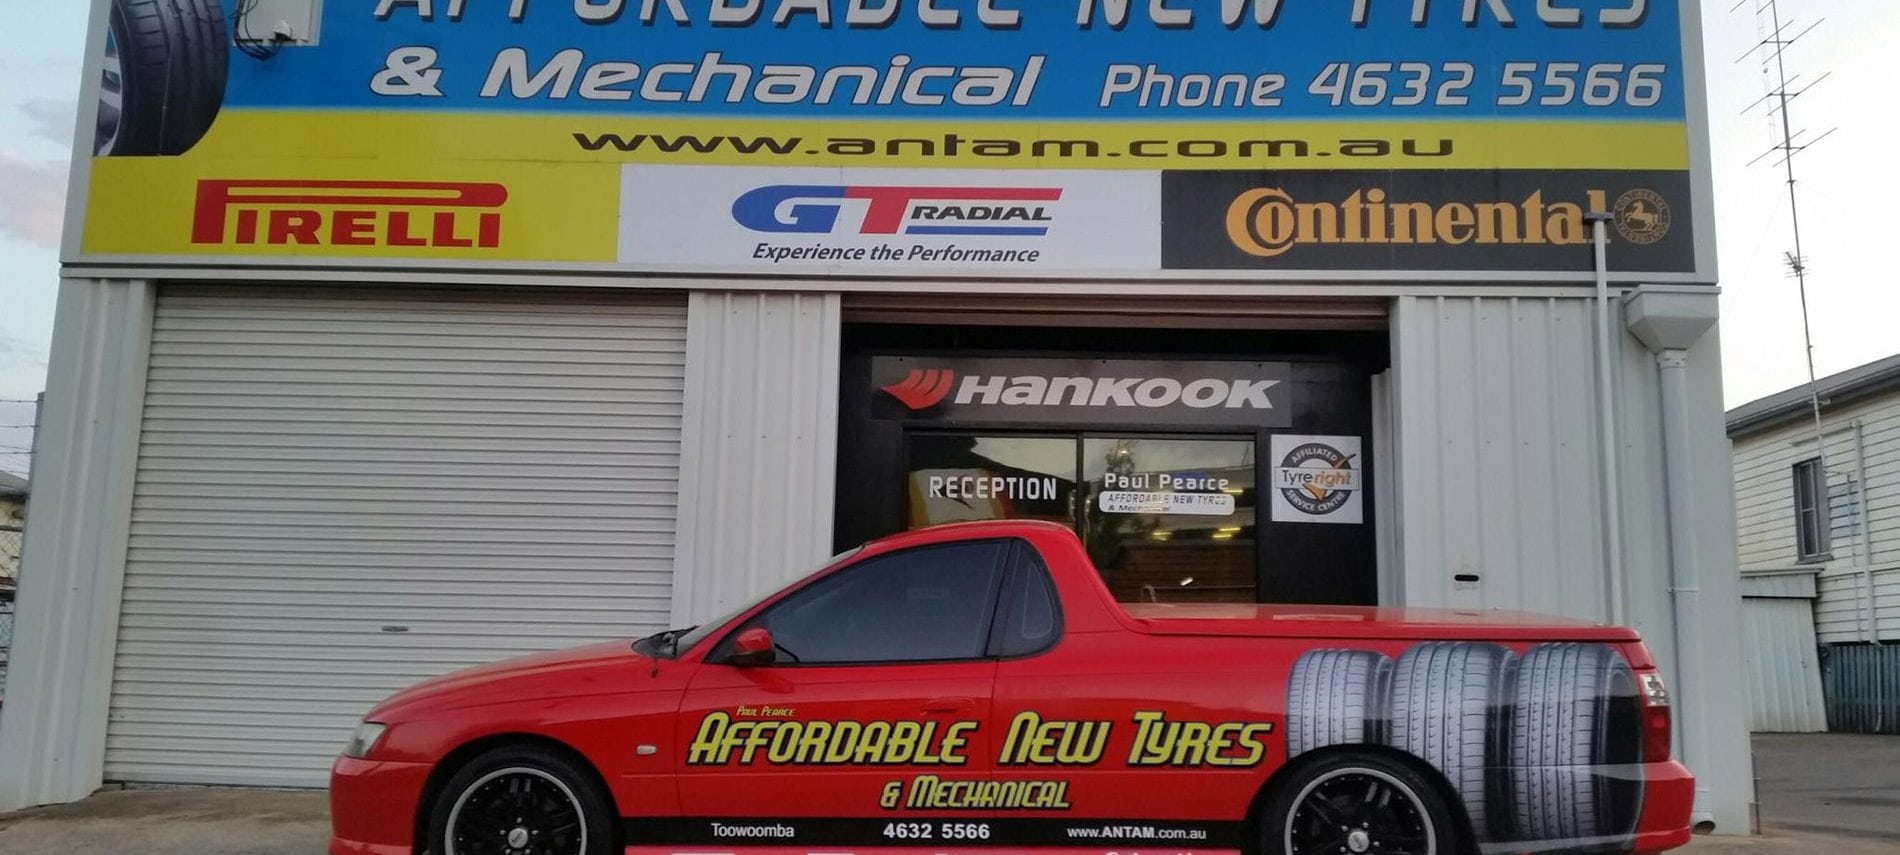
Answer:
2, 734, 1897, 855
0, 787, 329, 855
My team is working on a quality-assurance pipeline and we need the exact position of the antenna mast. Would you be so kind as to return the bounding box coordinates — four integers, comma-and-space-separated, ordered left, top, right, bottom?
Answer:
1738, 0, 1835, 473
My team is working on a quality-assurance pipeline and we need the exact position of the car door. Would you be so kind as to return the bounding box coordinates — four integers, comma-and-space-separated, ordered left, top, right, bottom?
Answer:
989, 553, 1275, 852
667, 539, 1013, 848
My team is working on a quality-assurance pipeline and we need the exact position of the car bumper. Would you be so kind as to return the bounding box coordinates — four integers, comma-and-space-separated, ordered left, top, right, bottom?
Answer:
1632, 760, 1696, 854
330, 755, 434, 855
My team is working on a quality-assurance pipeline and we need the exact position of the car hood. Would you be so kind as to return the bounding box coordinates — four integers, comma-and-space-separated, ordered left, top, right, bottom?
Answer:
368, 639, 649, 718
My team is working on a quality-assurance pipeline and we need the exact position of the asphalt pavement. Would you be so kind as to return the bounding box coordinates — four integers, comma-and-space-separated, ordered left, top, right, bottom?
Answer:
0, 734, 1896, 855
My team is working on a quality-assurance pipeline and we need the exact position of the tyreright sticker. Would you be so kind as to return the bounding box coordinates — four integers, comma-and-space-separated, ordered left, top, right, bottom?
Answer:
1269, 435, 1363, 525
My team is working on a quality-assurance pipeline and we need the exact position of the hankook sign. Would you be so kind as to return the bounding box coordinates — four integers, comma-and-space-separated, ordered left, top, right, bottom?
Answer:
871, 357, 1292, 428
68, 0, 1709, 283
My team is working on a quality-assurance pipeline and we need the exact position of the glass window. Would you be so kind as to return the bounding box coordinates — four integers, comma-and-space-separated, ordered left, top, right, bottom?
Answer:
992, 546, 1061, 657
743, 541, 1009, 664
1081, 437, 1257, 604
1794, 459, 1831, 561
906, 435, 1077, 529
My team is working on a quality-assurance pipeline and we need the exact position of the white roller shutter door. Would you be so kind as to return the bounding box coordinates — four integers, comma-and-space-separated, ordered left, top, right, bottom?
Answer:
106, 286, 687, 787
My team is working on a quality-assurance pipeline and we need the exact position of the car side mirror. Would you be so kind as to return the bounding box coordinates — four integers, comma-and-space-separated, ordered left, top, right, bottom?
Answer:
730, 627, 776, 667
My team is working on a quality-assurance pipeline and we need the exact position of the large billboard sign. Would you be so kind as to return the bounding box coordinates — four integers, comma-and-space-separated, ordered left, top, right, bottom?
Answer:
68, 0, 1711, 283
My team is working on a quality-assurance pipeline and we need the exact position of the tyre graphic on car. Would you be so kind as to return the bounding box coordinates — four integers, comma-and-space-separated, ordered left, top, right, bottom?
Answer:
97, 0, 228, 156
1287, 642, 1645, 850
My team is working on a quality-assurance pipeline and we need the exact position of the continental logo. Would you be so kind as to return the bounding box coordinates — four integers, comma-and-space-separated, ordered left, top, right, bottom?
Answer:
1225, 187, 1659, 258
1614, 188, 1672, 245
191, 180, 508, 248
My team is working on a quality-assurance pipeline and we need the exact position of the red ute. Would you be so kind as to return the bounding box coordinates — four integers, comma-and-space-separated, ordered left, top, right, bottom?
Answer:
330, 520, 1693, 855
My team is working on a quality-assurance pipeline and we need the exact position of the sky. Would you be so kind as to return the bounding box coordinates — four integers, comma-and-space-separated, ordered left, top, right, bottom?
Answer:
0, 1, 1894, 478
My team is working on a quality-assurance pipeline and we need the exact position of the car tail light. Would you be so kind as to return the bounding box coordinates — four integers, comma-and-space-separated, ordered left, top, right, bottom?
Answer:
1639, 671, 1672, 763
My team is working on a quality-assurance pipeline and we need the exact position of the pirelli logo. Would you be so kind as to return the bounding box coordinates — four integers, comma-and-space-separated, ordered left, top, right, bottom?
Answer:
190, 180, 509, 248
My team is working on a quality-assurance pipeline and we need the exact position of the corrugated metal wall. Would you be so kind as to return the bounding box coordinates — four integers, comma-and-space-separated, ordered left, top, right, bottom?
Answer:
1822, 643, 1900, 734
671, 292, 841, 626
105, 287, 688, 786
1389, 295, 1620, 619
1389, 294, 1755, 832
1738, 572, 1828, 732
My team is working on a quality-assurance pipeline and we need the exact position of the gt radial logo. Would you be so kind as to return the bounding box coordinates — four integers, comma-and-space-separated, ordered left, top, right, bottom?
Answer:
883, 368, 957, 410
191, 180, 508, 248
733, 185, 1062, 236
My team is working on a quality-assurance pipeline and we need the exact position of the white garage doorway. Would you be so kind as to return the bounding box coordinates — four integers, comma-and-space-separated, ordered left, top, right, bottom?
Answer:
103, 286, 688, 786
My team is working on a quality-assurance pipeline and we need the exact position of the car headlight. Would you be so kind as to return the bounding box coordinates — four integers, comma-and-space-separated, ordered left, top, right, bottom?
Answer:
342, 722, 388, 759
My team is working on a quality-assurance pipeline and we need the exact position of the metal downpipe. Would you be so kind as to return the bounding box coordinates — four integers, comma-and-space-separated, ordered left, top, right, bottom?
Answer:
1657, 349, 1713, 827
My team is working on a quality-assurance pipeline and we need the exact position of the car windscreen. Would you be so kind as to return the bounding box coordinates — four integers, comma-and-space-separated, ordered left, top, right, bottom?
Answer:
666, 546, 864, 657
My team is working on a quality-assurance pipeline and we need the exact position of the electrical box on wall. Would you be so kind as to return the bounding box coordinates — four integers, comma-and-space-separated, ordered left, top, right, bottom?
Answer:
236, 0, 323, 47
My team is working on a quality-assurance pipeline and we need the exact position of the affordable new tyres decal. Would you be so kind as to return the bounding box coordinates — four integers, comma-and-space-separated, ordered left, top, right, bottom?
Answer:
71, 0, 1708, 281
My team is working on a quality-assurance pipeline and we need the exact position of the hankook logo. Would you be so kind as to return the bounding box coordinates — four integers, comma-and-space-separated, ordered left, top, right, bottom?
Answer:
873, 358, 1293, 428
884, 371, 1277, 411
1224, 187, 1619, 258
882, 369, 957, 410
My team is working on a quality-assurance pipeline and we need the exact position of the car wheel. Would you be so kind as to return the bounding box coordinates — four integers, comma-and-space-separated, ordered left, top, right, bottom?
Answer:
1508, 643, 1644, 846
1386, 642, 1511, 842
1264, 750, 1459, 855
427, 745, 620, 855
98, 0, 228, 156
1287, 649, 1391, 758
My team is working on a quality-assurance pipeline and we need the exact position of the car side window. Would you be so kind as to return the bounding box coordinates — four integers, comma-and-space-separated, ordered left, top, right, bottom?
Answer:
990, 544, 1063, 658
742, 540, 1010, 665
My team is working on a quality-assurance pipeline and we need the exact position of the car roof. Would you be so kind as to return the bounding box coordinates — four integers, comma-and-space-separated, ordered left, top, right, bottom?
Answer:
857, 519, 1076, 554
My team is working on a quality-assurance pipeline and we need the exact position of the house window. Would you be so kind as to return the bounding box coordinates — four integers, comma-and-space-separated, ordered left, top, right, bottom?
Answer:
1793, 458, 1831, 561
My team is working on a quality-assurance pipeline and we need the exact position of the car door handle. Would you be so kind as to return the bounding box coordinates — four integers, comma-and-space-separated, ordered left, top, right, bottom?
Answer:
922, 697, 975, 715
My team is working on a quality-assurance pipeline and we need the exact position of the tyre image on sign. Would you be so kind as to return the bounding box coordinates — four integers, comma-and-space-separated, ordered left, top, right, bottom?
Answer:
1511, 643, 1646, 844
1286, 649, 1392, 757
1388, 642, 1513, 842
97, 0, 228, 156
1284, 640, 1648, 850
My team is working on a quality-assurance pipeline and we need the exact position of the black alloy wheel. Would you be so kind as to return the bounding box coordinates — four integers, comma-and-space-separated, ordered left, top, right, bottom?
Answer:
1267, 752, 1459, 855
429, 746, 618, 855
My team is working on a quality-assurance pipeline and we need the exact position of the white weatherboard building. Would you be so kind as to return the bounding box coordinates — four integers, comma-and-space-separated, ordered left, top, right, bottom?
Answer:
1, 0, 1755, 836
1729, 354, 1900, 734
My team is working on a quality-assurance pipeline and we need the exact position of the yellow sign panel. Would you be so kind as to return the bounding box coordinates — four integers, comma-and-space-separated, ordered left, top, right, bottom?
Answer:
178, 111, 1690, 172
83, 155, 620, 262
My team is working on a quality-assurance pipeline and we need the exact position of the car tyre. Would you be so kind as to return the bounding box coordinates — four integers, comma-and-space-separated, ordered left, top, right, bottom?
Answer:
99, 0, 228, 156
427, 744, 620, 855
1385, 642, 1511, 842
1264, 750, 1461, 855
1287, 649, 1392, 758
1508, 643, 1644, 847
